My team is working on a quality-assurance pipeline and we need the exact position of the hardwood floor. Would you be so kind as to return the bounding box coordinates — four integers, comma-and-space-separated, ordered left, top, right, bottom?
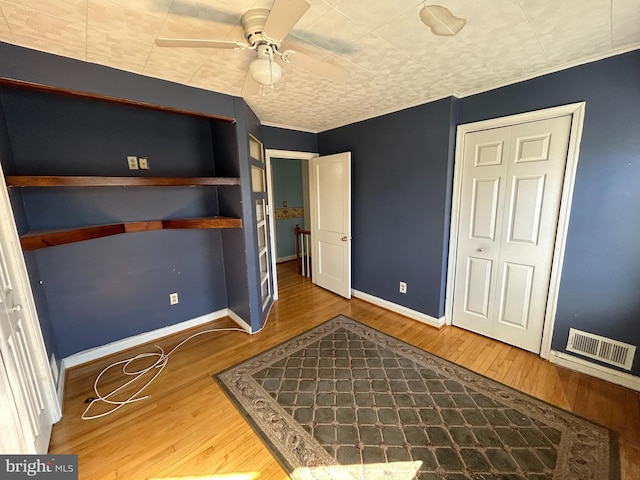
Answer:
49, 261, 640, 479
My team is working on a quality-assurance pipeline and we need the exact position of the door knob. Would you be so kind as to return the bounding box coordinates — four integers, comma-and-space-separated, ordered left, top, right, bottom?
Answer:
477, 247, 485, 252
342, 236, 349, 242
12, 304, 22, 312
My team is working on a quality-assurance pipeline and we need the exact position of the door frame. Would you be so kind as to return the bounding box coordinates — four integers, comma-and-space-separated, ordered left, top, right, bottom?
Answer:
445, 102, 586, 359
265, 149, 318, 301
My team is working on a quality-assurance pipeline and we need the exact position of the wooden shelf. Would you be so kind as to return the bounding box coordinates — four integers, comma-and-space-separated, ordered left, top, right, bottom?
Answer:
20, 217, 242, 250
9, 176, 243, 250
6, 175, 240, 187
162, 218, 241, 229
0, 77, 236, 123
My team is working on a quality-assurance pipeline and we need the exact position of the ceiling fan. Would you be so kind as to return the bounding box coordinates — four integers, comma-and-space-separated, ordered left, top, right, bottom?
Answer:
155, 0, 350, 95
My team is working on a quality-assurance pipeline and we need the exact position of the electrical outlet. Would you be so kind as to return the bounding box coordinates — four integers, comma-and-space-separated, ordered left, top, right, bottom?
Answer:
127, 155, 139, 170
138, 157, 149, 169
169, 292, 179, 305
399, 281, 407, 294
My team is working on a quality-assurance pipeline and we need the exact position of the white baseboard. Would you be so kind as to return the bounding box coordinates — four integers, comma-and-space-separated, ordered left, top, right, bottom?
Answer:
277, 255, 297, 263
61, 308, 245, 371
227, 309, 252, 333
352, 290, 445, 329
549, 350, 640, 391
56, 363, 66, 412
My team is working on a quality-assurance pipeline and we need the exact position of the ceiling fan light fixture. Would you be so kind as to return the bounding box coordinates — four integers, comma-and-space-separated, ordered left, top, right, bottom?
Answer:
420, 4, 466, 36
249, 44, 283, 87
249, 57, 282, 86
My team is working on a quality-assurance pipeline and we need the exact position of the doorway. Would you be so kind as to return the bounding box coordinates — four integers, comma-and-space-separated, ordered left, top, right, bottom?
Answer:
446, 103, 586, 357
270, 157, 310, 263
266, 149, 317, 301
266, 149, 352, 300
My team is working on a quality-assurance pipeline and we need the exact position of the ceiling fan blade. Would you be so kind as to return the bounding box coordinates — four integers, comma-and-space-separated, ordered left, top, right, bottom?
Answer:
281, 50, 350, 83
263, 0, 310, 44
155, 38, 247, 49
242, 73, 261, 96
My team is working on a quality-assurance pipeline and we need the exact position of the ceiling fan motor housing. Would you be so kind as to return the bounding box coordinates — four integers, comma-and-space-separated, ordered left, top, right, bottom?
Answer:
241, 9, 275, 47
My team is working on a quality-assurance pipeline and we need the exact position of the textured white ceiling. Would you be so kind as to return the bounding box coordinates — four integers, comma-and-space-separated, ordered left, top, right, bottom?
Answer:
0, 0, 638, 132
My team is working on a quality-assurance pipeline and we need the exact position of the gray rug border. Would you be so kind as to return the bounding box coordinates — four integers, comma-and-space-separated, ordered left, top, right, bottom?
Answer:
215, 362, 308, 474
213, 314, 620, 479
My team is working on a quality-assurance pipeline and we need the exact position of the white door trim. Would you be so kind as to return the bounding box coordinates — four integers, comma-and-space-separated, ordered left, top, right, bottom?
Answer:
0, 349, 28, 452
445, 102, 586, 359
265, 149, 318, 301
0, 162, 62, 452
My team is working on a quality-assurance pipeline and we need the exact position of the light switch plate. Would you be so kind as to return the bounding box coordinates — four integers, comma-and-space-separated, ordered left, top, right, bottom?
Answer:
127, 156, 139, 170
169, 292, 179, 305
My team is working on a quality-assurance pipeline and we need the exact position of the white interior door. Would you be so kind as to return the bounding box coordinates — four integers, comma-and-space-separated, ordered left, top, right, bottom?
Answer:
310, 152, 351, 298
0, 166, 61, 453
452, 115, 572, 353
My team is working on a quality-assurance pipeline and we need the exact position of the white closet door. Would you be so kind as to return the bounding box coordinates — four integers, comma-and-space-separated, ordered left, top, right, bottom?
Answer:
453, 115, 572, 353
0, 164, 61, 453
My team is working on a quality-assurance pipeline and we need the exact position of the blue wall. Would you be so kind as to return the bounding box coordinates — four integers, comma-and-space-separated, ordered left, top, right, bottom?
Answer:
319, 98, 457, 319
272, 158, 304, 259
0, 42, 259, 358
0, 44, 235, 120
0, 88, 59, 362
458, 50, 640, 373
1, 87, 217, 177
235, 98, 272, 331
263, 125, 318, 153
34, 230, 227, 357
318, 50, 640, 375
214, 119, 252, 331
2, 40, 638, 376
0, 85, 232, 357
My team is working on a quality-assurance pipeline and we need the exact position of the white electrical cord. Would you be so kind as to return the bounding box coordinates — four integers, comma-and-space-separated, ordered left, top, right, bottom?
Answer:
81, 327, 250, 420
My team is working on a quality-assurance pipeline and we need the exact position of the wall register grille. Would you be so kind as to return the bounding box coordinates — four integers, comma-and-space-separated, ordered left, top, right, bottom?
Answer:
566, 328, 636, 370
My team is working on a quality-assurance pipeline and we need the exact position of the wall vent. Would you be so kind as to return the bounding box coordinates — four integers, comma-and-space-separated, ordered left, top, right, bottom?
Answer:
566, 328, 636, 371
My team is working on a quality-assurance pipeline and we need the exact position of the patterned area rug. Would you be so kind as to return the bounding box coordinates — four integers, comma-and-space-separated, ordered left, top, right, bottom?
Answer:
214, 315, 619, 480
